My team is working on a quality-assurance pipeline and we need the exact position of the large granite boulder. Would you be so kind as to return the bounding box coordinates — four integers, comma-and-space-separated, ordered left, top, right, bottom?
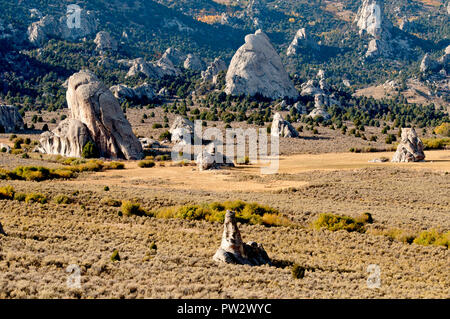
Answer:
110, 83, 155, 102
184, 54, 205, 71
420, 53, 440, 73
213, 210, 271, 266
66, 70, 143, 159
271, 113, 298, 138
38, 119, 91, 158
392, 128, 425, 162
0, 105, 24, 133
169, 116, 194, 144
39, 70, 143, 160
225, 29, 299, 100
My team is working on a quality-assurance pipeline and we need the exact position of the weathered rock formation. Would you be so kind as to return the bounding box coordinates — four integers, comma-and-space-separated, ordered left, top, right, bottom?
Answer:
213, 210, 271, 266
225, 30, 299, 100
169, 116, 194, 144
38, 119, 91, 158
110, 83, 155, 102
271, 113, 298, 138
139, 138, 160, 149
201, 58, 227, 84
421, 53, 440, 73
94, 31, 117, 52
39, 70, 143, 160
391, 128, 425, 162
196, 142, 234, 171
184, 54, 205, 71
287, 28, 319, 56
28, 9, 97, 46
0, 105, 24, 133
354, 0, 393, 58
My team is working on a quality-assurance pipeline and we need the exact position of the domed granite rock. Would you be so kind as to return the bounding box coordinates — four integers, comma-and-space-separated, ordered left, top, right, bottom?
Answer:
196, 142, 234, 171
271, 113, 298, 138
0, 105, 24, 133
37, 118, 92, 158
94, 31, 117, 52
213, 210, 271, 266
225, 30, 298, 100
183, 54, 205, 71
65, 70, 144, 160
391, 128, 425, 162
169, 116, 194, 144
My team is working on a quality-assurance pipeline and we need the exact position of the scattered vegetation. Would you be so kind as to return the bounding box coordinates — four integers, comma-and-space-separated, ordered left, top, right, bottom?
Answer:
292, 264, 306, 279
422, 138, 450, 150
413, 229, 449, 248
25, 193, 48, 204
138, 160, 156, 168
313, 213, 368, 233
434, 123, 450, 137
111, 249, 121, 262
53, 194, 72, 205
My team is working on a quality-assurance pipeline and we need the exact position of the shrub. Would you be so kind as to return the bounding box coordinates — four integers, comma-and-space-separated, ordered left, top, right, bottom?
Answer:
0, 185, 15, 200
138, 160, 155, 168
120, 201, 147, 216
107, 162, 125, 170
14, 193, 26, 202
12, 166, 51, 181
292, 264, 306, 279
422, 138, 450, 150
81, 141, 99, 159
104, 186, 110, 191
111, 250, 121, 262
313, 213, 366, 233
152, 123, 163, 129
413, 229, 449, 248
54, 194, 72, 204
25, 193, 48, 204
100, 197, 121, 207
434, 122, 450, 137
159, 131, 171, 141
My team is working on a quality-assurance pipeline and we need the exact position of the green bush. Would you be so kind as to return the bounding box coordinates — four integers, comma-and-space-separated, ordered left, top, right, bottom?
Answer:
152, 123, 163, 129
159, 131, 172, 141
82, 141, 99, 159
138, 160, 155, 168
14, 193, 26, 202
107, 162, 125, 170
422, 138, 450, 150
0, 185, 15, 200
292, 264, 306, 279
434, 123, 450, 137
413, 229, 449, 248
100, 197, 121, 207
313, 213, 366, 233
54, 194, 72, 204
25, 193, 48, 204
111, 249, 121, 262
120, 201, 147, 216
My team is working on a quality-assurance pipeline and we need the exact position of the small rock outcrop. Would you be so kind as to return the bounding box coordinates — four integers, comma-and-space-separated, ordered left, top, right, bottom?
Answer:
201, 58, 227, 84
183, 54, 205, 71
196, 142, 234, 171
420, 53, 440, 73
0, 105, 24, 133
139, 138, 160, 149
169, 116, 194, 144
287, 28, 319, 56
271, 113, 298, 138
225, 30, 299, 100
39, 70, 143, 160
94, 31, 117, 52
38, 119, 91, 158
0, 222, 7, 236
213, 210, 271, 266
391, 128, 425, 163
110, 83, 155, 102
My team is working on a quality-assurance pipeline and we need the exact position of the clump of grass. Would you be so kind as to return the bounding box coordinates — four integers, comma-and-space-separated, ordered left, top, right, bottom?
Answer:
25, 193, 48, 204
120, 201, 148, 217
14, 193, 26, 202
54, 194, 72, 205
104, 186, 110, 191
382, 228, 416, 244
0, 185, 15, 200
0, 166, 77, 182
413, 229, 449, 248
111, 250, 121, 262
138, 160, 155, 168
100, 197, 121, 207
154, 200, 290, 227
292, 264, 306, 279
313, 213, 367, 233
106, 162, 125, 170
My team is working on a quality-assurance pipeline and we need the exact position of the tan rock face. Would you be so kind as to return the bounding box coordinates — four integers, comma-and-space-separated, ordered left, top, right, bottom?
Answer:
392, 128, 425, 162
38, 119, 91, 158
225, 29, 298, 100
66, 70, 144, 160
213, 210, 271, 266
